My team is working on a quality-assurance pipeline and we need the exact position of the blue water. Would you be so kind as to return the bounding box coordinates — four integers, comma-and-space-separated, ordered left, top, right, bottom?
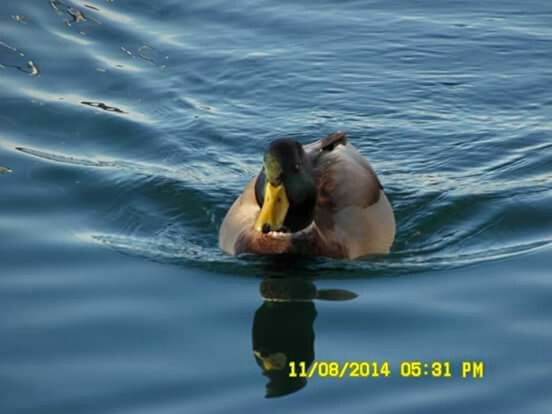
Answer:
1, 0, 552, 412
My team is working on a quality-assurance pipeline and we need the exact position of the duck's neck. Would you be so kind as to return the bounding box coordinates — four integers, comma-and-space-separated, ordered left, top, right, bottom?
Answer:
283, 193, 316, 232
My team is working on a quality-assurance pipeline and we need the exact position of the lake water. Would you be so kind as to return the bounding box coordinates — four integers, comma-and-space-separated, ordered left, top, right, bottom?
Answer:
1, 0, 551, 412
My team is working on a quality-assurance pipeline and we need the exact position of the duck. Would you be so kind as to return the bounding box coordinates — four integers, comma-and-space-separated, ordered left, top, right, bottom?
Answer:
219, 132, 395, 259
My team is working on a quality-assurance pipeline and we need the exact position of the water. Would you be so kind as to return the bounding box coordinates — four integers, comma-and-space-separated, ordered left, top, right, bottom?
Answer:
1, 0, 551, 412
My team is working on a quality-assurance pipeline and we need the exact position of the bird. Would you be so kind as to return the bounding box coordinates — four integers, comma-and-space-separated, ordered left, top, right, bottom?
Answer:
218, 131, 395, 259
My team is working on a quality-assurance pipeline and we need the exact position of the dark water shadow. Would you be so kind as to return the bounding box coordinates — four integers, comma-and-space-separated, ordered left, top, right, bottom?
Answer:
251, 277, 357, 398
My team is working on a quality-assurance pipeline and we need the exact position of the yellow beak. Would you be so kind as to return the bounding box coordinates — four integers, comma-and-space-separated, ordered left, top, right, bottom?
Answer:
254, 351, 287, 371
254, 182, 289, 233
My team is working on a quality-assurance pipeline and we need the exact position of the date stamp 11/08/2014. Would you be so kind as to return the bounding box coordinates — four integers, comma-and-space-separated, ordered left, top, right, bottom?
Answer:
288, 361, 485, 379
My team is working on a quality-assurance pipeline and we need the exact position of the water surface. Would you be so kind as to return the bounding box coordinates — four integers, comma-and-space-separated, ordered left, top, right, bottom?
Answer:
1, 1, 551, 413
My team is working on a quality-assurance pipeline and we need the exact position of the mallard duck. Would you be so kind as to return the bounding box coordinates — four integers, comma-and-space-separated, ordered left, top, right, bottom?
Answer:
219, 132, 395, 259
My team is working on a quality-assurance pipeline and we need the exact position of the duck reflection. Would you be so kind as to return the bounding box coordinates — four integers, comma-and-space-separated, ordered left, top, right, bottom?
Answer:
252, 278, 357, 398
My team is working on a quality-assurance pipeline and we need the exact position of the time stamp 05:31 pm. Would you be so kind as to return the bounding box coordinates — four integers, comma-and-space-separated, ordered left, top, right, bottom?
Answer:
289, 361, 485, 379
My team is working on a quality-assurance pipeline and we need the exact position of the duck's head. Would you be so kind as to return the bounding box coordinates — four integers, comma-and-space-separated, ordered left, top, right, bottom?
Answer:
254, 139, 317, 234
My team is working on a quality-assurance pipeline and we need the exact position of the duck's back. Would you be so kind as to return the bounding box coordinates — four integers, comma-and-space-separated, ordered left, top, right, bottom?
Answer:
306, 133, 396, 258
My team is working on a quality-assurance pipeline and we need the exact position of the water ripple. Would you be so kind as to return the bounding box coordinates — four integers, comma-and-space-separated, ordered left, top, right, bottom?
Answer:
2, 0, 552, 411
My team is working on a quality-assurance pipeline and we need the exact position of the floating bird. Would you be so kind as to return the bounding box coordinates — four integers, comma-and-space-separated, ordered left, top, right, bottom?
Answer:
219, 132, 395, 259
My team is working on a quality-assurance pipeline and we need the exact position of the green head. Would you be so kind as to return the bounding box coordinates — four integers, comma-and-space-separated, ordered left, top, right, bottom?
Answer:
254, 139, 317, 234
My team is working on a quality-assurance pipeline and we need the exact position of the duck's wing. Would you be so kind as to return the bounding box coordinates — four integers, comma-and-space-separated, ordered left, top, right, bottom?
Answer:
304, 132, 395, 258
305, 131, 383, 212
